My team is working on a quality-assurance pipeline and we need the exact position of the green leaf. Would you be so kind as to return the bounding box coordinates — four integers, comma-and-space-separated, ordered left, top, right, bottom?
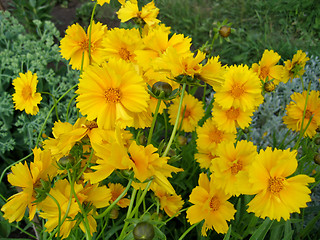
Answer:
223, 225, 232, 240
0, 215, 11, 238
249, 218, 273, 240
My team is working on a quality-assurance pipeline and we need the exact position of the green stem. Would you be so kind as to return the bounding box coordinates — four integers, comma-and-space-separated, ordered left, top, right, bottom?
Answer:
46, 192, 62, 239
95, 179, 133, 219
36, 84, 78, 147
41, 91, 60, 121
162, 83, 187, 157
14, 223, 37, 239
66, 94, 78, 122
147, 98, 162, 145
88, 2, 98, 64
178, 221, 201, 240
68, 170, 92, 240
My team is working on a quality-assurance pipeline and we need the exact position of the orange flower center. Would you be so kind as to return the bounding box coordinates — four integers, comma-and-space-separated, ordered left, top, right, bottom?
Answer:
119, 47, 131, 61
183, 108, 191, 118
80, 38, 95, 52
225, 107, 240, 120
85, 121, 98, 129
230, 83, 245, 98
22, 86, 33, 100
230, 161, 243, 175
268, 176, 284, 194
209, 196, 220, 211
304, 109, 313, 119
209, 129, 223, 144
104, 88, 121, 103
260, 66, 269, 80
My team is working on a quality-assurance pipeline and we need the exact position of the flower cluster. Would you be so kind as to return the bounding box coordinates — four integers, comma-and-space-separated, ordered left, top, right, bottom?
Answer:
2, 0, 318, 239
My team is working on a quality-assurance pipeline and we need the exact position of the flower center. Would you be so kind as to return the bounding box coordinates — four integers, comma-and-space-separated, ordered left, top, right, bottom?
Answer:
230, 83, 245, 98
209, 129, 223, 144
22, 86, 32, 100
183, 108, 191, 118
209, 196, 220, 211
230, 161, 243, 175
268, 176, 284, 194
85, 121, 98, 129
119, 47, 131, 61
80, 39, 89, 51
104, 88, 121, 103
260, 66, 269, 80
305, 109, 313, 119
226, 107, 240, 120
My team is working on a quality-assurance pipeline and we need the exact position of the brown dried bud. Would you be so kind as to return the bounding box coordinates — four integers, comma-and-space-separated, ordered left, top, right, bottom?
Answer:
219, 26, 231, 38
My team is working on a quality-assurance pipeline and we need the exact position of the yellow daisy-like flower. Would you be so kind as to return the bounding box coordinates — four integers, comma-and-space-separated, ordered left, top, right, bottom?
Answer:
102, 28, 143, 63
197, 56, 226, 91
247, 147, 314, 221
251, 49, 286, 85
283, 90, 320, 138
76, 59, 149, 130
195, 147, 217, 170
211, 102, 253, 133
152, 183, 184, 217
1, 148, 56, 223
117, 0, 160, 26
168, 93, 204, 132
210, 140, 258, 196
284, 50, 310, 80
12, 71, 42, 115
186, 173, 236, 236
196, 117, 236, 152
108, 183, 131, 208
93, 0, 110, 6
214, 64, 264, 111
60, 22, 107, 70
129, 141, 182, 194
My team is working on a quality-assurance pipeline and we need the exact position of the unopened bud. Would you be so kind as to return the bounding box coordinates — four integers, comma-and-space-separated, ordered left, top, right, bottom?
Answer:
152, 81, 172, 98
264, 81, 275, 92
314, 153, 320, 165
219, 26, 231, 38
133, 222, 155, 240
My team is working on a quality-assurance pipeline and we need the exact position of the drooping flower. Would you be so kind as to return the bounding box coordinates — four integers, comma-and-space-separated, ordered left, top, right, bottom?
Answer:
211, 102, 253, 133
152, 183, 184, 217
251, 49, 286, 84
1, 148, 56, 223
284, 50, 310, 80
12, 71, 42, 115
117, 1, 160, 26
60, 22, 108, 70
247, 147, 314, 221
283, 90, 320, 138
76, 59, 149, 129
214, 64, 263, 111
102, 28, 144, 63
186, 173, 236, 236
210, 140, 258, 196
168, 93, 205, 132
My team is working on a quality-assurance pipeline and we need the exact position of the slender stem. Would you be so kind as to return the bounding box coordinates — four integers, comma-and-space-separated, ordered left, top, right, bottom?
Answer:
95, 179, 133, 219
178, 221, 201, 240
13, 223, 37, 239
41, 92, 60, 121
162, 83, 187, 157
46, 192, 62, 239
88, 2, 98, 65
66, 94, 77, 122
147, 98, 162, 145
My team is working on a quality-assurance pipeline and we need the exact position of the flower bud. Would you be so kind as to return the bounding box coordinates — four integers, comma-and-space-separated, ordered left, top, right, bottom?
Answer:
152, 81, 172, 98
314, 153, 320, 165
177, 135, 187, 146
110, 208, 119, 219
314, 136, 320, 145
264, 81, 275, 92
58, 155, 75, 168
219, 26, 231, 38
133, 222, 155, 240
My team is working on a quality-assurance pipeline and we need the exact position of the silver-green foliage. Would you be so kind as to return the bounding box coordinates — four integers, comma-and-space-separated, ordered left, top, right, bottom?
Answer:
0, 11, 79, 159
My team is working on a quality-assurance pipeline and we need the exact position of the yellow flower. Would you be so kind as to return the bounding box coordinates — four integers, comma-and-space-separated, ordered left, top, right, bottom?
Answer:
251, 49, 286, 84
152, 183, 184, 217
1, 148, 56, 222
283, 90, 320, 138
168, 93, 205, 132
196, 117, 236, 152
129, 141, 182, 194
102, 28, 143, 63
12, 71, 42, 115
108, 183, 131, 208
194, 147, 217, 170
186, 173, 236, 236
94, 0, 110, 6
60, 22, 107, 70
214, 65, 263, 111
284, 50, 310, 80
38, 179, 84, 239
210, 140, 258, 196
117, 0, 160, 26
211, 102, 253, 133
247, 147, 314, 221
76, 59, 149, 129
197, 56, 226, 91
